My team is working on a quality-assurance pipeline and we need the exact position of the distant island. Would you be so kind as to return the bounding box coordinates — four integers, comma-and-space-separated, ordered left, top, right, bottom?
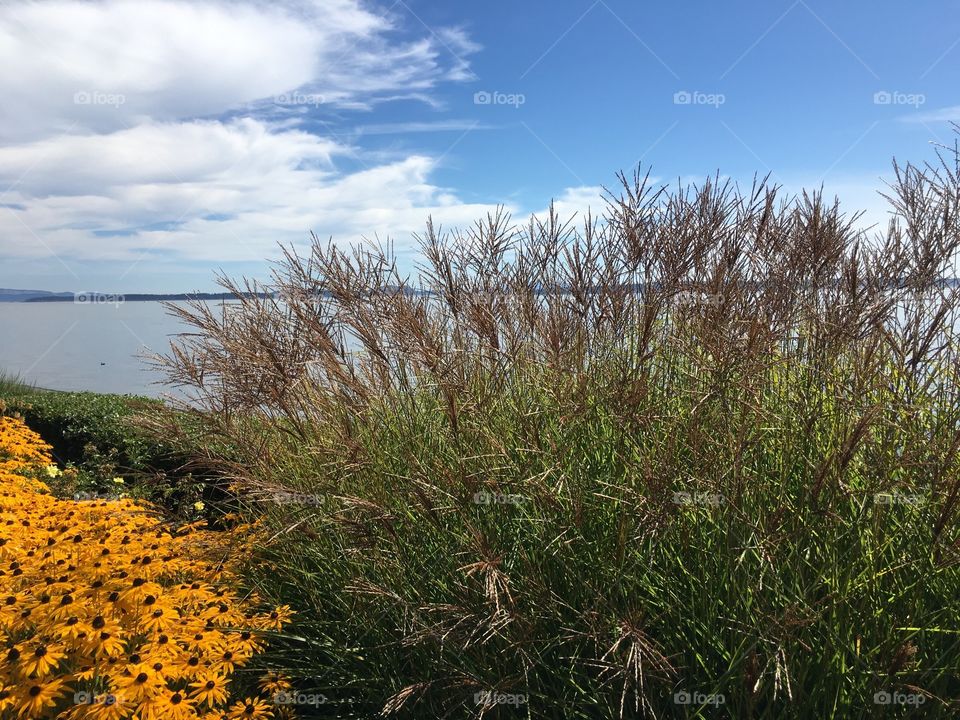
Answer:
25, 292, 277, 302
0, 287, 428, 303
0, 288, 276, 302
3, 279, 956, 304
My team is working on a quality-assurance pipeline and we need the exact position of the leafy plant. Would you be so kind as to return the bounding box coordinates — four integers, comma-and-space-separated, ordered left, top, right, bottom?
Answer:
0, 384, 214, 516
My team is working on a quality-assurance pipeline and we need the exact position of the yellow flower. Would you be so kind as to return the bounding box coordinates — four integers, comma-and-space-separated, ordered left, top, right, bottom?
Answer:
113, 664, 165, 704
0, 416, 282, 720
257, 672, 292, 695
194, 501, 206, 512
16, 641, 67, 678
14, 677, 68, 717
263, 606, 294, 631
189, 673, 231, 707
210, 647, 251, 675
0, 685, 13, 714
227, 697, 274, 719
142, 689, 195, 720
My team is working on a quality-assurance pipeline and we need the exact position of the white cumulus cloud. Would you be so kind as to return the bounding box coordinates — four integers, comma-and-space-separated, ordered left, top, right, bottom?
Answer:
0, 0, 497, 285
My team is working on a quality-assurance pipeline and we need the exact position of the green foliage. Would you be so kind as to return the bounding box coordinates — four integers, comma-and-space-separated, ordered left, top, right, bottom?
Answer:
6, 388, 153, 467
0, 381, 210, 516
144, 145, 960, 717
235, 357, 960, 719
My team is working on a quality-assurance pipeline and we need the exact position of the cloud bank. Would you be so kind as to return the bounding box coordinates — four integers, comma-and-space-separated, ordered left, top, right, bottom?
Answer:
0, 0, 495, 278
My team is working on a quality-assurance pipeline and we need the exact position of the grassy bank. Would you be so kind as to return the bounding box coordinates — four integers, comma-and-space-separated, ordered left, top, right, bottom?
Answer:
0, 375, 211, 515
136, 146, 960, 718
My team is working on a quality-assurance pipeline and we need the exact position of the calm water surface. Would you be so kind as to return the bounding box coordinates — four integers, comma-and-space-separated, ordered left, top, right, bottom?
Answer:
1, 301, 220, 397
3, 296, 957, 398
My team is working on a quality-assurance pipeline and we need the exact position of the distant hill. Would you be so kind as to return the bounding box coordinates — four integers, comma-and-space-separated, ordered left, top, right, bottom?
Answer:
9, 288, 424, 302
22, 291, 275, 302
4, 280, 957, 304
0, 288, 283, 302
0, 288, 73, 302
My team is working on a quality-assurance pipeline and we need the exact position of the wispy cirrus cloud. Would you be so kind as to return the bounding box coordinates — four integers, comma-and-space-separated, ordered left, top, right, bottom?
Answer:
900, 105, 960, 124
354, 119, 497, 136
0, 0, 479, 140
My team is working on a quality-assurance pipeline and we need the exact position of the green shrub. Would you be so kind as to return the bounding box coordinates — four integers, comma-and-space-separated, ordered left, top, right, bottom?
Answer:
0, 383, 212, 515
149, 147, 960, 718
2, 386, 155, 470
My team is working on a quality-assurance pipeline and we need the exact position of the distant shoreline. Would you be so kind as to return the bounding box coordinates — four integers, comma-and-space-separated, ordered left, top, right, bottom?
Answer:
7, 278, 960, 304
22, 292, 274, 302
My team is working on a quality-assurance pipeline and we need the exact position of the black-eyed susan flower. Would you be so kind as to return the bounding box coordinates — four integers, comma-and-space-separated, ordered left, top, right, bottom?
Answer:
227, 696, 273, 719
213, 644, 254, 675
0, 685, 13, 714
54, 615, 92, 643
112, 663, 165, 703
233, 631, 264, 656
257, 671, 292, 695
147, 689, 196, 720
17, 640, 67, 677
189, 672, 231, 707
14, 676, 68, 716
263, 606, 294, 632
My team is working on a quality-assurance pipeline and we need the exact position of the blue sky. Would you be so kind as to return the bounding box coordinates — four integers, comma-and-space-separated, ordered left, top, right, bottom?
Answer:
1, 0, 957, 292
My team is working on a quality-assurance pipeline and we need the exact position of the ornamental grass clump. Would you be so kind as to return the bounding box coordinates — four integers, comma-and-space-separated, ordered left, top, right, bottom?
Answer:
148, 138, 960, 717
0, 415, 292, 719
